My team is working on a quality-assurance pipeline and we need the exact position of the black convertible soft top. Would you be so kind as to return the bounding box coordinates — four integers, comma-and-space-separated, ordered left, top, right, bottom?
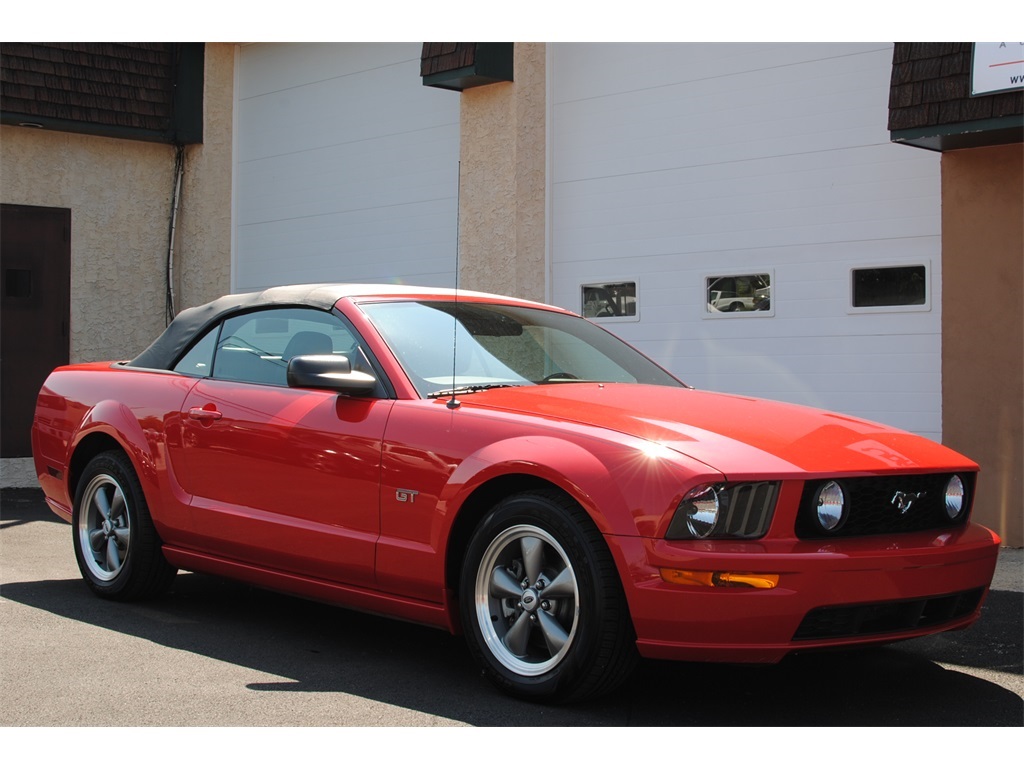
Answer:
127, 283, 536, 371
128, 284, 355, 370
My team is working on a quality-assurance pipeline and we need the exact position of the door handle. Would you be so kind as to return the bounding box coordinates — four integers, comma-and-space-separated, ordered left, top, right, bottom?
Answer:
187, 407, 222, 421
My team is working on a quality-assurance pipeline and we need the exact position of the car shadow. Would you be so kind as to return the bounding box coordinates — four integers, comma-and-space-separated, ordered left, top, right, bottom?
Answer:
4, 573, 1021, 726
3, 489, 1021, 726
0, 487, 57, 529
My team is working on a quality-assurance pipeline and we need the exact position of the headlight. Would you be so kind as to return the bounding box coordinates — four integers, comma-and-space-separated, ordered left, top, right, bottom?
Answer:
815, 481, 846, 531
944, 475, 965, 520
678, 484, 720, 538
666, 482, 777, 540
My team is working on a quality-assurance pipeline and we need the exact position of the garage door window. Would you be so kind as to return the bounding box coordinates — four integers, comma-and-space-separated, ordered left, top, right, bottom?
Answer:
581, 281, 637, 321
705, 273, 772, 317
851, 265, 929, 312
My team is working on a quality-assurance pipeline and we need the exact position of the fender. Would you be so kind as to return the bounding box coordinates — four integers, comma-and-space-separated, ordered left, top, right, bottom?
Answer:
422, 431, 732, 640
375, 424, 722, 608
439, 435, 636, 537
75, 400, 157, 487
375, 433, 637, 609
65, 391, 196, 539
440, 432, 723, 542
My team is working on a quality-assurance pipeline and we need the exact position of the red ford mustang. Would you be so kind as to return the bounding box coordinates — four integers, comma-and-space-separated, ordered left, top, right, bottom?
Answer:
32, 284, 1001, 701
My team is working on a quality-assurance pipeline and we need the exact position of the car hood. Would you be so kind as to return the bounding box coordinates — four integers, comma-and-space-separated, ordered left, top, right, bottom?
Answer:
458, 383, 973, 478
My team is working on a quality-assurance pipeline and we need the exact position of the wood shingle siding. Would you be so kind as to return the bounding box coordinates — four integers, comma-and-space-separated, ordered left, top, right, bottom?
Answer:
420, 43, 476, 77
888, 42, 1023, 132
1, 43, 203, 143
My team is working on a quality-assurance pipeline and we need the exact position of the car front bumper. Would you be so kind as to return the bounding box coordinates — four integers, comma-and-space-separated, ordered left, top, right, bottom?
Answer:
606, 523, 1001, 663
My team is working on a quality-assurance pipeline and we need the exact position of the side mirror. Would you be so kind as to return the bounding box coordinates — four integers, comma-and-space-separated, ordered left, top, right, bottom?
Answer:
287, 354, 377, 395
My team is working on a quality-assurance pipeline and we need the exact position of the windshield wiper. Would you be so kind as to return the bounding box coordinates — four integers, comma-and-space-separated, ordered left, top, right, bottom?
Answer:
427, 383, 523, 398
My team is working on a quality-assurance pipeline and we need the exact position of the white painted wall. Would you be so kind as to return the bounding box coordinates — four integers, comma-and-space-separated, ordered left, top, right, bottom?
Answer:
233, 43, 460, 292
548, 43, 944, 439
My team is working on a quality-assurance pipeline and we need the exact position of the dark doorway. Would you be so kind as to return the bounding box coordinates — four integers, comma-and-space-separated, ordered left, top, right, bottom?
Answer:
1, 204, 71, 457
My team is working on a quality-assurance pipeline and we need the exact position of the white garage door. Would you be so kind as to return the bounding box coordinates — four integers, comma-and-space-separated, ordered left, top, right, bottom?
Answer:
549, 43, 944, 440
233, 43, 460, 292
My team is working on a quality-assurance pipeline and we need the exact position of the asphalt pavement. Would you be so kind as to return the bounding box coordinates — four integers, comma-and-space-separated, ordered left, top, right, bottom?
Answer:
2, 487, 1021, 729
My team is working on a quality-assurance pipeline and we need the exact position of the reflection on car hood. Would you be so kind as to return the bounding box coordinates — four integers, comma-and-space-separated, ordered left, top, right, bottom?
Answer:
458, 383, 973, 477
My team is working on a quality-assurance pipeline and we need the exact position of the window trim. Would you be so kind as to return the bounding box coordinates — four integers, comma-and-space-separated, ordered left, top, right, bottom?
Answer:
579, 279, 641, 323
848, 262, 932, 315
703, 270, 775, 319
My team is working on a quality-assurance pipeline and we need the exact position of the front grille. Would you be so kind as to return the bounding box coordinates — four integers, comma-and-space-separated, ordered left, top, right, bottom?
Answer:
793, 588, 985, 641
795, 473, 974, 539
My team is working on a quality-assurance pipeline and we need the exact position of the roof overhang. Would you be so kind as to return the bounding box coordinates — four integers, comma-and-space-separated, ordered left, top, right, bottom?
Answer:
891, 115, 1024, 152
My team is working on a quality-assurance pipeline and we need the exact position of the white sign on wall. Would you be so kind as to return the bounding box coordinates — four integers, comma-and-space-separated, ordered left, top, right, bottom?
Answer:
972, 42, 1024, 96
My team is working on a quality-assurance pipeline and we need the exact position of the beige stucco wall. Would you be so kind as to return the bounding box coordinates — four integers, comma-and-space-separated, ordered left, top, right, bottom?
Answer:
175, 42, 234, 312
1, 123, 175, 362
458, 43, 546, 303
0, 43, 234, 364
942, 143, 1023, 547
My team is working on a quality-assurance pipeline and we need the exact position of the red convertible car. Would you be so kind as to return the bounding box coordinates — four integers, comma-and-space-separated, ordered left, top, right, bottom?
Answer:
32, 284, 1001, 701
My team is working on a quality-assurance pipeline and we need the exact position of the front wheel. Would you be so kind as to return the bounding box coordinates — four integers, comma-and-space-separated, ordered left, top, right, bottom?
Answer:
460, 490, 637, 702
72, 450, 176, 601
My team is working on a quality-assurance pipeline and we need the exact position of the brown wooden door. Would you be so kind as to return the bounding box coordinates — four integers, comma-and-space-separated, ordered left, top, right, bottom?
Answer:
1, 204, 71, 457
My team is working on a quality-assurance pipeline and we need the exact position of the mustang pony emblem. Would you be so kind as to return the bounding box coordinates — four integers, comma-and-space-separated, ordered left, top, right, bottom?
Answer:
891, 490, 925, 514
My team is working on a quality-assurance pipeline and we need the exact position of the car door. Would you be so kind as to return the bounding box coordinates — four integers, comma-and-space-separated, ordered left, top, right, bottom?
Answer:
172, 306, 393, 588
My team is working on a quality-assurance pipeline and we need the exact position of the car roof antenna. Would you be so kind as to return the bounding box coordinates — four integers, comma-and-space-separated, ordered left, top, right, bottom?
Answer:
447, 161, 461, 410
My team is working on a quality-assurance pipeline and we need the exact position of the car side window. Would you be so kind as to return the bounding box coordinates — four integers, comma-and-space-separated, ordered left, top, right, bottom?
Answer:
172, 326, 219, 377
211, 307, 363, 387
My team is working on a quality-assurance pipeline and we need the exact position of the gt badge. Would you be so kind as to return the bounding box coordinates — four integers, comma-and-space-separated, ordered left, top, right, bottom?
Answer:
396, 489, 420, 504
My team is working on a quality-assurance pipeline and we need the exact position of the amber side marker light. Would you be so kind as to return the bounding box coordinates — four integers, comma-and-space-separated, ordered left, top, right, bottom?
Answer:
660, 568, 780, 589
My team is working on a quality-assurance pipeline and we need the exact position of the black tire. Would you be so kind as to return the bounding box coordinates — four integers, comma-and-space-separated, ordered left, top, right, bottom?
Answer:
72, 450, 176, 601
459, 489, 637, 702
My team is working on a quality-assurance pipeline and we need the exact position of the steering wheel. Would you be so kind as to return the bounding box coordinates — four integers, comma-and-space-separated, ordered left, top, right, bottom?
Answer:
540, 372, 580, 383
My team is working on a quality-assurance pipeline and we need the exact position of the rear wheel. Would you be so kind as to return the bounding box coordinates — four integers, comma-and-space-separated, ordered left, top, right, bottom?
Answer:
460, 490, 637, 702
72, 451, 176, 601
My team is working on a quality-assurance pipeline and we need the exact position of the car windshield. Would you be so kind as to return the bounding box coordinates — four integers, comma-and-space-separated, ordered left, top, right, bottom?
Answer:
360, 300, 683, 398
